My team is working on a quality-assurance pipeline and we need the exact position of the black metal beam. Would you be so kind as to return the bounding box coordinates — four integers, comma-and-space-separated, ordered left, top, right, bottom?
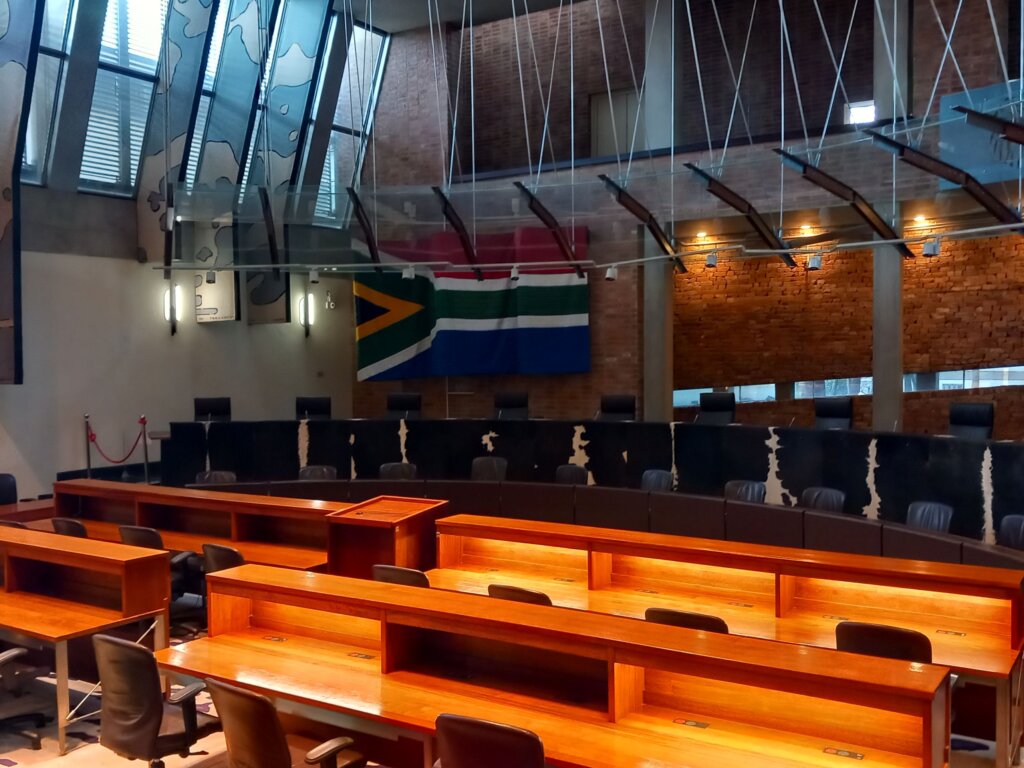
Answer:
952, 105, 1024, 145
257, 186, 282, 278
432, 187, 483, 280
864, 129, 1023, 230
774, 149, 915, 258
684, 163, 796, 267
346, 187, 383, 273
513, 182, 585, 278
596, 174, 685, 272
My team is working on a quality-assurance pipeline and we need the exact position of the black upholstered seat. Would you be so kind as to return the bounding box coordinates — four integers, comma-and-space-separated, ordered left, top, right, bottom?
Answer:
202, 543, 245, 574
296, 396, 332, 421
51, 517, 87, 537
494, 392, 528, 420
299, 465, 337, 481
695, 392, 735, 426
997, 515, 1024, 550
434, 713, 545, 768
640, 469, 673, 492
386, 392, 422, 419
723, 480, 766, 503
814, 397, 852, 430
834, 621, 932, 663
800, 486, 846, 513
948, 402, 994, 440
195, 470, 237, 485
380, 462, 418, 480
645, 607, 728, 634
596, 394, 636, 422
0, 647, 48, 749
906, 501, 953, 533
0, 473, 16, 505
372, 564, 430, 587
194, 397, 231, 422
554, 464, 587, 485
471, 456, 508, 482
487, 584, 552, 606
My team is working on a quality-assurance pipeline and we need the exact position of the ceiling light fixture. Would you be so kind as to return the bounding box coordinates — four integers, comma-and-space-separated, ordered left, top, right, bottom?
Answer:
402, 264, 416, 280
922, 238, 941, 257
705, 251, 718, 268
510, 265, 520, 282
806, 252, 823, 271
604, 265, 619, 281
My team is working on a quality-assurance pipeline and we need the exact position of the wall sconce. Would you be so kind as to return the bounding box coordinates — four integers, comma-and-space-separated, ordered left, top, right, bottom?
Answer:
299, 293, 315, 337
922, 238, 941, 257
806, 252, 823, 271
163, 285, 182, 335
705, 251, 718, 268
604, 265, 619, 281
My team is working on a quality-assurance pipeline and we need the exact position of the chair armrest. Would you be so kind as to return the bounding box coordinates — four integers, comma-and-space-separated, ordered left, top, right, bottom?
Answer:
170, 551, 197, 568
168, 681, 206, 744
0, 648, 28, 667
304, 737, 366, 768
168, 681, 205, 705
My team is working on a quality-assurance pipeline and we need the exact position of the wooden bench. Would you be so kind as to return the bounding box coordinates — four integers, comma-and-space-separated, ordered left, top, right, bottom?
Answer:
157, 563, 950, 768
431, 513, 1024, 767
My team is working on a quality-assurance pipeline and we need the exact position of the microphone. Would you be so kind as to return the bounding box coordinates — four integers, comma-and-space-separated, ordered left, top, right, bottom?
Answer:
498, 409, 503, 420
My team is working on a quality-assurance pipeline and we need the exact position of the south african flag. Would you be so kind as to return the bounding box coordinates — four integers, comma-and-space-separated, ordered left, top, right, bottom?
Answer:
353, 269, 590, 381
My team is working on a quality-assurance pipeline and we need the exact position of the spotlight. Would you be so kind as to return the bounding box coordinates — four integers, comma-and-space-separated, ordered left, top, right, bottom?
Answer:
309, 269, 320, 284
705, 251, 718, 268
510, 265, 520, 282
695, 231, 707, 239
205, 271, 216, 285
402, 264, 416, 280
806, 252, 823, 271
604, 265, 619, 281
800, 224, 811, 233
922, 238, 941, 257
913, 214, 926, 224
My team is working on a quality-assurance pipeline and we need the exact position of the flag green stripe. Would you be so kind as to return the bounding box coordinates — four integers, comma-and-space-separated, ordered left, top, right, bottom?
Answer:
434, 284, 588, 319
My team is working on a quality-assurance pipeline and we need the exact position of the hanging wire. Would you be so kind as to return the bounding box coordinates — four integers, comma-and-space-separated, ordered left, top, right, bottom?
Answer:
778, 1, 809, 146
446, 0, 469, 188
533, 0, 565, 186
594, 0, 622, 176
522, 0, 560, 171
613, 0, 652, 152
718, 0, 758, 167
426, 0, 447, 181
873, 0, 910, 129
918, 0, 968, 142
814, 0, 858, 155
470, 0, 476, 244
986, 0, 1014, 101
624, 0, 660, 181
434, 0, 462, 185
510, 0, 534, 171
569, 0, 575, 247
684, 0, 714, 161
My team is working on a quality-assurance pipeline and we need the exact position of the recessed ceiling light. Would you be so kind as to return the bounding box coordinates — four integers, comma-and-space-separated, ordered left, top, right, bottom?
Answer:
913, 215, 926, 223
800, 224, 811, 232
696, 231, 707, 239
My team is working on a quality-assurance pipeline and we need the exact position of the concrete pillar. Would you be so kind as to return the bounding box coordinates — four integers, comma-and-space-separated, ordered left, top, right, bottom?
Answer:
643, 230, 674, 422
48, 0, 106, 191
873, 238, 903, 431
643, 0, 685, 150
873, 0, 910, 122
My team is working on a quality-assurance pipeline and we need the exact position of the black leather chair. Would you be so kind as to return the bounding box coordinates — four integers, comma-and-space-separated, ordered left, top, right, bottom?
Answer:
299, 465, 337, 481
554, 464, 587, 485
645, 607, 728, 634
640, 469, 673, 492
195, 470, 237, 485
695, 392, 735, 426
296, 396, 332, 421
372, 564, 430, 587
207, 678, 366, 768
487, 584, 552, 606
435, 713, 545, 768
386, 392, 422, 419
380, 462, 418, 480
0, 647, 49, 749
803, 510, 882, 556
800, 486, 846, 514
574, 486, 650, 532
596, 394, 636, 422
814, 397, 853, 430
471, 456, 508, 482
0, 473, 16, 505
723, 480, 766, 504
948, 402, 994, 440
882, 523, 962, 564
649, 493, 726, 539
194, 397, 231, 422
906, 501, 954, 533
0, 520, 27, 528
119, 526, 197, 600
494, 392, 529, 420
834, 621, 932, 663
997, 515, 1024, 550
51, 517, 87, 537
726, 500, 803, 548
93, 635, 220, 768
202, 543, 245, 574
499, 481, 575, 524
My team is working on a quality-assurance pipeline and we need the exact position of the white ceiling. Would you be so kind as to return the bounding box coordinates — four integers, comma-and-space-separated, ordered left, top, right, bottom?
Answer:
346, 0, 587, 33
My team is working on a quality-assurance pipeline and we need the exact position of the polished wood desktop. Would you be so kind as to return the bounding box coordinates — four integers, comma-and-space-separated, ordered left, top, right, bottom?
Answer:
158, 563, 950, 768
0, 526, 170, 753
326, 496, 449, 578
51, 479, 352, 569
431, 514, 1024, 767
0, 497, 54, 523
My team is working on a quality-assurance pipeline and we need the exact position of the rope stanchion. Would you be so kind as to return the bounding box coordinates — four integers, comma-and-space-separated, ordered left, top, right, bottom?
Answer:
84, 415, 149, 471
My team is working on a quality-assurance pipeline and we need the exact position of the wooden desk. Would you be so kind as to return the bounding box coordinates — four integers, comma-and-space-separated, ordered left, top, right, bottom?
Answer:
0, 527, 169, 753
0, 498, 54, 523
326, 496, 449, 578
158, 564, 950, 768
432, 514, 1024, 767
52, 479, 350, 569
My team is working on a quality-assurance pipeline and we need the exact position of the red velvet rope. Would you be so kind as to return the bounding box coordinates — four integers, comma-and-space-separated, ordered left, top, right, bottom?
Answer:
88, 425, 144, 465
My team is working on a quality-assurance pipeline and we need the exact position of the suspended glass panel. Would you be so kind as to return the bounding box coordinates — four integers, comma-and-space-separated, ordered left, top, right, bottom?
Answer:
315, 129, 357, 221
334, 24, 386, 131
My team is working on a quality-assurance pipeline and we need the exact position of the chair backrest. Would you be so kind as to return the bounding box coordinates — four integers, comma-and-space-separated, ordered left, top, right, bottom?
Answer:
834, 621, 932, 663
119, 525, 164, 549
436, 713, 545, 768
694, 392, 735, 426
800, 486, 846, 514
645, 607, 729, 634
295, 396, 332, 421
471, 456, 508, 482
494, 391, 529, 420
380, 462, 417, 480
554, 464, 587, 485
93, 635, 165, 760
298, 464, 337, 481
640, 469, 673, 492
906, 501, 954, 533
487, 583, 552, 606
203, 543, 245, 574
51, 517, 87, 537
723, 480, 766, 504
814, 397, 853, 430
0, 520, 26, 528
948, 402, 994, 440
997, 515, 1024, 551
372, 564, 430, 588
596, 394, 636, 422
207, 677, 292, 768
386, 392, 422, 419
0, 474, 17, 505
194, 397, 231, 422
195, 470, 238, 485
